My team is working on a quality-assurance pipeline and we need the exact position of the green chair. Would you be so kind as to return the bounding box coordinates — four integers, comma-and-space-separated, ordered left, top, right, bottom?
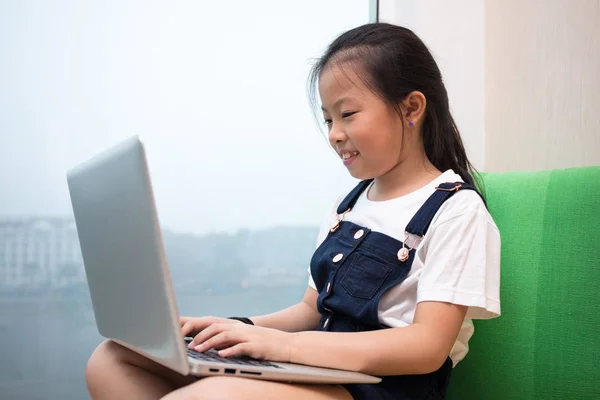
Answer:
447, 166, 600, 400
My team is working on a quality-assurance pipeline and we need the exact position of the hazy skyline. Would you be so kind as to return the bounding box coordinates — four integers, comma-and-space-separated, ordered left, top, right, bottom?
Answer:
0, 0, 370, 234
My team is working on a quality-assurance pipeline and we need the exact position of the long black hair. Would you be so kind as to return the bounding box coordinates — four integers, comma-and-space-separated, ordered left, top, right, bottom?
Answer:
308, 22, 480, 188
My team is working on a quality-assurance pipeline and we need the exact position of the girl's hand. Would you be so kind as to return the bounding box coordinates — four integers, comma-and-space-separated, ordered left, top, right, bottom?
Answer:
180, 316, 243, 338
187, 322, 294, 363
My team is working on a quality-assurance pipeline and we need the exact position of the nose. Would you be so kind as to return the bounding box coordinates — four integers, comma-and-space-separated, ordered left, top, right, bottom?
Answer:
328, 123, 347, 146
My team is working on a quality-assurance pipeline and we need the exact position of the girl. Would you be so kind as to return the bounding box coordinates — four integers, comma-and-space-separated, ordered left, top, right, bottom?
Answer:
85, 22, 501, 400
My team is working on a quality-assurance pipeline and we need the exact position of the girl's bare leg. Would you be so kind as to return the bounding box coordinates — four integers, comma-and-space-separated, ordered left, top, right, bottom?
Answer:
86, 340, 196, 400
161, 376, 353, 400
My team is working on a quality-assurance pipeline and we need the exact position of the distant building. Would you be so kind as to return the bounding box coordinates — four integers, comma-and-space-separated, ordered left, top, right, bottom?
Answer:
0, 217, 85, 288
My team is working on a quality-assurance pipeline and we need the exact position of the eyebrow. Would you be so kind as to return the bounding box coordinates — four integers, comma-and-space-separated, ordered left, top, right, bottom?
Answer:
321, 97, 350, 112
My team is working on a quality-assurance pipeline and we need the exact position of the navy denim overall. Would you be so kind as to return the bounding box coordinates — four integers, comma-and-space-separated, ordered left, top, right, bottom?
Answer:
310, 180, 482, 400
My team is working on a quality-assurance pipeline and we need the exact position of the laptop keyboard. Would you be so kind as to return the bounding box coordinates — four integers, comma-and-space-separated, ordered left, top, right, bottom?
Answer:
185, 339, 281, 369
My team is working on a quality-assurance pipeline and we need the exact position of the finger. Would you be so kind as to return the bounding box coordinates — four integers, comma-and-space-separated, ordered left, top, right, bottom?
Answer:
182, 317, 218, 338
195, 330, 242, 352
181, 315, 218, 327
188, 323, 227, 349
218, 342, 256, 358
181, 321, 198, 337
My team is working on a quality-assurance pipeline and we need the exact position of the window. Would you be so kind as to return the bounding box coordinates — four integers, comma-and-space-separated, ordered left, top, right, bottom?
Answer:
0, 1, 373, 398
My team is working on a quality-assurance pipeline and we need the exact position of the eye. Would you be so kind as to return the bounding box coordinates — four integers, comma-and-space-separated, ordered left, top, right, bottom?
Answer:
323, 118, 332, 125
342, 111, 356, 118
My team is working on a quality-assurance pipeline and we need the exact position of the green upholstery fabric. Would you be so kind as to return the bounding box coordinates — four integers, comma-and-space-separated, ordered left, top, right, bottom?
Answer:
447, 166, 600, 400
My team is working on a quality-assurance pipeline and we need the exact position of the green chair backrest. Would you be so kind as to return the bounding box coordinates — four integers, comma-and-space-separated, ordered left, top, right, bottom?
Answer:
447, 166, 600, 400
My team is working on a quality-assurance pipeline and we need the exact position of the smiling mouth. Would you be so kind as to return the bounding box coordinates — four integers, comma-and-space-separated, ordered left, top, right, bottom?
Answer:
341, 151, 360, 166
341, 151, 359, 160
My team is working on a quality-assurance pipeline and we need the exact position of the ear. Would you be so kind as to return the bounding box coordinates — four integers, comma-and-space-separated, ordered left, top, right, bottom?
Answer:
401, 91, 427, 127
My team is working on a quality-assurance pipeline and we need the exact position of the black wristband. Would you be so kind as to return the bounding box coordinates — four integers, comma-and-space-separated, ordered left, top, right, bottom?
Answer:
228, 317, 254, 325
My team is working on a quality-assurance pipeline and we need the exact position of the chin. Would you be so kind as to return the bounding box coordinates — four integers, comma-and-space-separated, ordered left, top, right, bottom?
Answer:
346, 167, 375, 181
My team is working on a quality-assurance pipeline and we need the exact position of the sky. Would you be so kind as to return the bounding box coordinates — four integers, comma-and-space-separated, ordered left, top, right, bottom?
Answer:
0, 0, 371, 234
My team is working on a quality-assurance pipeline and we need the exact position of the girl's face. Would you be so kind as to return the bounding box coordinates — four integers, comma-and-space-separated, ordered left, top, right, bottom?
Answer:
319, 63, 406, 180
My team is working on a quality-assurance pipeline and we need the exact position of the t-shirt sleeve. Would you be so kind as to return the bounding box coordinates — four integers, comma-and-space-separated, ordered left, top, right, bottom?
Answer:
307, 196, 342, 291
416, 205, 501, 319
307, 229, 327, 290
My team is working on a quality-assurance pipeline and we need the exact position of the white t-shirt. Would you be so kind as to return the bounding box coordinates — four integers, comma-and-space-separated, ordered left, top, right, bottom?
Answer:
307, 169, 501, 366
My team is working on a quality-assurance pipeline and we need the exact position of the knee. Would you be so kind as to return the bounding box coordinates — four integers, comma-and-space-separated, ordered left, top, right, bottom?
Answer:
85, 340, 124, 387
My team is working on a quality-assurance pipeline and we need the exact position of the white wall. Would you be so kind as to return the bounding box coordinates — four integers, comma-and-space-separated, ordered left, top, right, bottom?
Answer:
379, 0, 600, 173
378, 0, 486, 171
484, 0, 600, 172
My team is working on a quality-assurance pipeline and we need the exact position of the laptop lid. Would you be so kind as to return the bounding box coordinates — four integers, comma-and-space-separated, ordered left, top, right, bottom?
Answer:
66, 136, 190, 375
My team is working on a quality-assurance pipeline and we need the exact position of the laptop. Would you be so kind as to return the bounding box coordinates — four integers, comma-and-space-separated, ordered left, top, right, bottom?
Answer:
66, 135, 381, 384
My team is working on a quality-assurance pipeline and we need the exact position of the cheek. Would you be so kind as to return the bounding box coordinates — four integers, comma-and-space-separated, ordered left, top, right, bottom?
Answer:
352, 118, 401, 156
376, 114, 404, 153
349, 117, 380, 148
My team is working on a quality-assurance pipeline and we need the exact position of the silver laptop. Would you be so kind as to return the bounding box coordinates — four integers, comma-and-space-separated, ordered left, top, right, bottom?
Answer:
66, 135, 380, 385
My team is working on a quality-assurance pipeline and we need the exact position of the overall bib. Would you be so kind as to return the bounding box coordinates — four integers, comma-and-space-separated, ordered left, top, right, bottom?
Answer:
310, 180, 482, 400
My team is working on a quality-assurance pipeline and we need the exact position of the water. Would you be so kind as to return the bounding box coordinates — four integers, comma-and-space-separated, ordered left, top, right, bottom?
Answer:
0, 285, 305, 400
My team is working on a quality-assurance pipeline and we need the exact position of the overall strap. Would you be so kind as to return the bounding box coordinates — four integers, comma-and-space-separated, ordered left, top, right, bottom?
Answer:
336, 179, 374, 214
405, 182, 485, 237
